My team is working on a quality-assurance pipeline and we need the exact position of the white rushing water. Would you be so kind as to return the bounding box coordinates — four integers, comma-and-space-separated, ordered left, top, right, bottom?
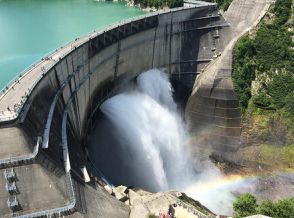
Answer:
100, 69, 193, 191
100, 68, 256, 215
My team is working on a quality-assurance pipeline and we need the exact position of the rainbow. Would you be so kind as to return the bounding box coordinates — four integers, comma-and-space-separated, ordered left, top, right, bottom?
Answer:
184, 174, 257, 194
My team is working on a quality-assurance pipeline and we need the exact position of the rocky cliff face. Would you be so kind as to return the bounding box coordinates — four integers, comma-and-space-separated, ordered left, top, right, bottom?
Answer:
228, 0, 294, 173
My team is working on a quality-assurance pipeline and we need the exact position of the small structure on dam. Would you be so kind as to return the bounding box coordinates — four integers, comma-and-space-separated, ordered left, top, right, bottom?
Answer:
0, 0, 271, 217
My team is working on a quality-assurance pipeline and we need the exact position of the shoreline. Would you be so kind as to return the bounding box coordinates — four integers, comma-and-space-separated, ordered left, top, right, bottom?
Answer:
126, 0, 170, 12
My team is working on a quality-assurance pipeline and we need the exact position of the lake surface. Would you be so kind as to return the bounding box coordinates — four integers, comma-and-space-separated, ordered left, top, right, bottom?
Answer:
0, 0, 144, 89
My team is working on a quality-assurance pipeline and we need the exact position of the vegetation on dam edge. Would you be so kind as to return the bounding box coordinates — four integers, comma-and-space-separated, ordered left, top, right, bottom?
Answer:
206, 0, 233, 11
231, 0, 294, 169
130, 0, 233, 10
131, 0, 183, 9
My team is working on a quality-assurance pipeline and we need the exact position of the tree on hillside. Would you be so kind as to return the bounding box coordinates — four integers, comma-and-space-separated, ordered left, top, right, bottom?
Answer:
205, 0, 233, 11
267, 72, 294, 109
257, 198, 294, 218
256, 200, 277, 217
233, 193, 257, 218
133, 0, 183, 9
272, 0, 293, 25
232, 0, 294, 114
233, 194, 294, 218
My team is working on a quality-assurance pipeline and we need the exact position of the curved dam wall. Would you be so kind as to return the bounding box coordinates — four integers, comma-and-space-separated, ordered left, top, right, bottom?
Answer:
20, 4, 229, 174
0, 3, 233, 217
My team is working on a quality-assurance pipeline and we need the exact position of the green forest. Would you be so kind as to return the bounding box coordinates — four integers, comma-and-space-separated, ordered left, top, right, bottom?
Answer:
232, 0, 293, 114
231, 1, 294, 216
132, 0, 233, 11
233, 193, 294, 218
206, 0, 233, 10
133, 0, 183, 9
232, 0, 294, 148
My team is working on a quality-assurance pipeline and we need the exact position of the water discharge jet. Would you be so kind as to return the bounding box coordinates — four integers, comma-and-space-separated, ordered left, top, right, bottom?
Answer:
98, 69, 193, 191
89, 69, 257, 215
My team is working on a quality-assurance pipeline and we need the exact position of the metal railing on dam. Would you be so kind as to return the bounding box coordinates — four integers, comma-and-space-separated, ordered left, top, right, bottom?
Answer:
14, 172, 76, 218
0, 0, 219, 124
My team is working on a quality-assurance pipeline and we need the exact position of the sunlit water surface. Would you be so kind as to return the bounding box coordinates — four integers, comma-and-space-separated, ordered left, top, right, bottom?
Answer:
0, 0, 144, 89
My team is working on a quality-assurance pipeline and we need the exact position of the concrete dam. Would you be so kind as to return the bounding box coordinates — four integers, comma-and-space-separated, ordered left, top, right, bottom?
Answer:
0, 0, 271, 217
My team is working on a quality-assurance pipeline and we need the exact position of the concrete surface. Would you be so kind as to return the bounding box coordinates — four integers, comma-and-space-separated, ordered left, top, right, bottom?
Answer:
0, 163, 67, 217
129, 190, 209, 218
0, 35, 91, 121
185, 0, 271, 154
0, 127, 32, 160
175, 206, 199, 218
70, 184, 130, 218
0, 3, 226, 217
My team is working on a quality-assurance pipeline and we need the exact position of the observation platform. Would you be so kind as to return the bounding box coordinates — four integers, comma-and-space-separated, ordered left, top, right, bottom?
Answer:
0, 127, 32, 161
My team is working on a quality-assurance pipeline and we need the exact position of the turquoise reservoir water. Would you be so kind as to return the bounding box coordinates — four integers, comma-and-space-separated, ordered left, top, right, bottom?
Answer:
0, 0, 144, 89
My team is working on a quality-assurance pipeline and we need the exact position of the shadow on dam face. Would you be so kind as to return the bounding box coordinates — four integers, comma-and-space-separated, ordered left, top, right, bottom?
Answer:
88, 112, 161, 191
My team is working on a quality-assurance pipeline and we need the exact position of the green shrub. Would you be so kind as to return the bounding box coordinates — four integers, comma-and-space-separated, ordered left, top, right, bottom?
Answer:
252, 93, 273, 109
233, 193, 257, 218
272, 0, 293, 25
232, 0, 294, 114
254, 24, 293, 72
268, 72, 294, 109
233, 194, 294, 218
257, 200, 277, 216
285, 92, 294, 116
232, 36, 256, 111
257, 198, 294, 218
134, 0, 183, 9
205, 0, 233, 11
222, 0, 232, 11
